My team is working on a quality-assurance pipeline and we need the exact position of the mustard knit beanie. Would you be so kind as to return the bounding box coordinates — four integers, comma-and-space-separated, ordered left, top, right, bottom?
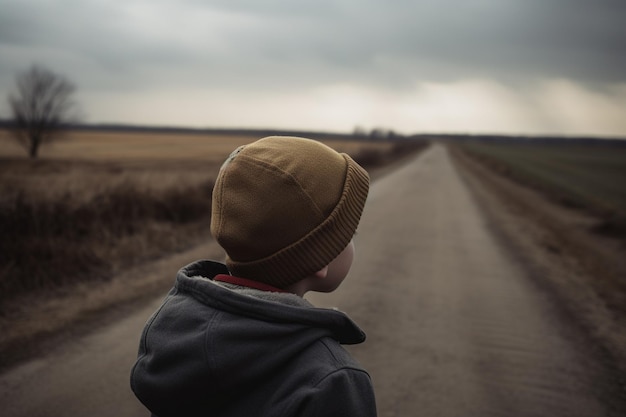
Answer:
210, 136, 370, 288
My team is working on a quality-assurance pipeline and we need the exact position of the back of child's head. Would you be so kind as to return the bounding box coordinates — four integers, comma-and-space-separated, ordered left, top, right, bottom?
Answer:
210, 136, 370, 288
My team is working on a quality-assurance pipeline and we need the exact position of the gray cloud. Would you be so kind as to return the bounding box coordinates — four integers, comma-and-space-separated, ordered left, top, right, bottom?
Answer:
195, 0, 626, 85
2, 0, 625, 90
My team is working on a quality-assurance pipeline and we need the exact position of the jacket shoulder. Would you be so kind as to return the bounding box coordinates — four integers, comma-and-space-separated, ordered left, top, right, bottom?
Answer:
280, 337, 376, 416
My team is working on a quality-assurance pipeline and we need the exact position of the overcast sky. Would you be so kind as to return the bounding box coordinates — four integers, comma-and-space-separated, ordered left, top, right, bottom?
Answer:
1, 0, 625, 137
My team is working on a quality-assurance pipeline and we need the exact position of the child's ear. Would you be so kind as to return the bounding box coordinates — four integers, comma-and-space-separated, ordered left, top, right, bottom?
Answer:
313, 266, 328, 279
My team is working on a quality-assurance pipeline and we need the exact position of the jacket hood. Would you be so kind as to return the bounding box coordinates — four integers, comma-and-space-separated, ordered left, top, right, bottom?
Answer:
131, 260, 366, 416
177, 260, 366, 344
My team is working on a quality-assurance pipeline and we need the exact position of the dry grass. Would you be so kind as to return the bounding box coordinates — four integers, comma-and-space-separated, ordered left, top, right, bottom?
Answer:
0, 129, 397, 161
0, 128, 428, 369
0, 129, 398, 203
0, 129, 256, 161
0, 129, 423, 307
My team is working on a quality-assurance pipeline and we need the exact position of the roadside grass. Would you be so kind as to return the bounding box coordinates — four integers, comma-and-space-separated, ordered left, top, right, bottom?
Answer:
458, 140, 626, 237
0, 176, 213, 296
0, 130, 427, 310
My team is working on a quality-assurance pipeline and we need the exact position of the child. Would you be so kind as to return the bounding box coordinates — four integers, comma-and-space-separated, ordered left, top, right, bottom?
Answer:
131, 136, 376, 416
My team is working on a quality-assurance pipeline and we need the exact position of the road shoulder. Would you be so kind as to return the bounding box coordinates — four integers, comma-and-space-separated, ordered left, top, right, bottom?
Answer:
449, 144, 626, 377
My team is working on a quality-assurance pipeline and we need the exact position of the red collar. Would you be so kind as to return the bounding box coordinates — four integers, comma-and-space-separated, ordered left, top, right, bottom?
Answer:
214, 274, 289, 293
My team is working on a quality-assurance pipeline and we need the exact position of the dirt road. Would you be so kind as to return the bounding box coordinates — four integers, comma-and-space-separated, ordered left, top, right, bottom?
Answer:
1, 144, 624, 416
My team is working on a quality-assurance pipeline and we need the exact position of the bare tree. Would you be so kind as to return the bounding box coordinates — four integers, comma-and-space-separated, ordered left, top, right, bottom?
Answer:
8, 65, 78, 158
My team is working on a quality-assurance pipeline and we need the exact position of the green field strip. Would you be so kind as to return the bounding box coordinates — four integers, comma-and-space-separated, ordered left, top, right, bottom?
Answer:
462, 142, 626, 217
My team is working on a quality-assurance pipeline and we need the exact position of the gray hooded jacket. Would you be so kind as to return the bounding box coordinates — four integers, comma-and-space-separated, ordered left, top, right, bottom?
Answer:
130, 260, 377, 417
